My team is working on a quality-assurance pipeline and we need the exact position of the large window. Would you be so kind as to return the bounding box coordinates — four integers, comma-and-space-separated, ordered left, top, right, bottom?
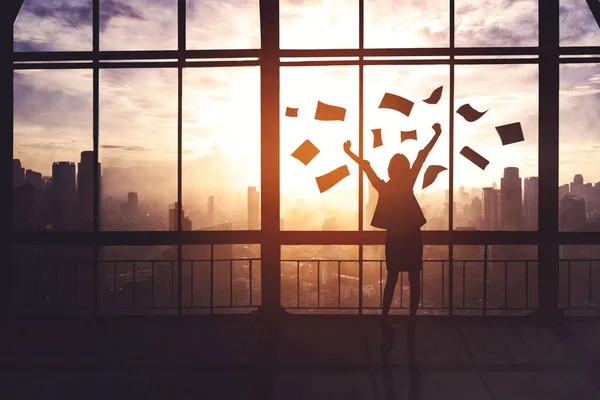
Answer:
11, 1, 600, 314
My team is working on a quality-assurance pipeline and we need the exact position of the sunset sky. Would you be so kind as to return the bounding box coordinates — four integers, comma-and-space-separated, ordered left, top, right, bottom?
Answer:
12, 0, 600, 213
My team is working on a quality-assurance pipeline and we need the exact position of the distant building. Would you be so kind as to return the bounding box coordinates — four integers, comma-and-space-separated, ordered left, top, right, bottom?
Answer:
560, 194, 586, 231
13, 182, 35, 230
501, 167, 522, 230
169, 202, 192, 231
207, 195, 215, 226
13, 159, 25, 186
247, 186, 260, 230
77, 151, 100, 231
42, 162, 77, 230
523, 177, 538, 230
559, 183, 569, 200
481, 187, 501, 230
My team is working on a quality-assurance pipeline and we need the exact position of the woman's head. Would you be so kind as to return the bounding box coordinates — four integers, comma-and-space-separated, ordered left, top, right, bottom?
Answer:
388, 153, 410, 180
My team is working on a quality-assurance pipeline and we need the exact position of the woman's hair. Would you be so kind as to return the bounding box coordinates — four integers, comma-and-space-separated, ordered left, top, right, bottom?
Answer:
388, 153, 410, 180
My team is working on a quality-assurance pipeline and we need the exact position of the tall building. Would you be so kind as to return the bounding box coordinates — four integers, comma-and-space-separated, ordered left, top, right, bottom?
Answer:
13, 182, 35, 230
560, 194, 586, 231
77, 151, 100, 231
247, 186, 260, 230
13, 159, 25, 185
501, 167, 522, 230
469, 196, 482, 229
207, 196, 215, 226
559, 183, 569, 200
25, 169, 42, 188
523, 177, 538, 230
128, 192, 138, 212
168, 202, 192, 231
43, 162, 77, 230
481, 187, 501, 230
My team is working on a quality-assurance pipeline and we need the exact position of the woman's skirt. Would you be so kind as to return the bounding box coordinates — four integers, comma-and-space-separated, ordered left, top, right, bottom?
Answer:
385, 230, 423, 272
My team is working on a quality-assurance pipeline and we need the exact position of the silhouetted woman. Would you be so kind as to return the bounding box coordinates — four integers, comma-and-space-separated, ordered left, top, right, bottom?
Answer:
344, 123, 442, 326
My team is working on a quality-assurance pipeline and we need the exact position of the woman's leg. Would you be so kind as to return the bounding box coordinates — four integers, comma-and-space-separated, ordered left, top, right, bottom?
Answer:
382, 270, 399, 319
408, 269, 421, 317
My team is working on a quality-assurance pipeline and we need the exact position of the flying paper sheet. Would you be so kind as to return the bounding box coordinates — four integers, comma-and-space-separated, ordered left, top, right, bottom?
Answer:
401, 130, 418, 143
423, 86, 443, 105
422, 165, 447, 189
291, 139, 320, 166
315, 101, 346, 121
457, 104, 488, 122
378, 93, 414, 117
285, 107, 299, 117
372, 129, 383, 148
495, 122, 525, 145
460, 146, 489, 170
316, 165, 350, 193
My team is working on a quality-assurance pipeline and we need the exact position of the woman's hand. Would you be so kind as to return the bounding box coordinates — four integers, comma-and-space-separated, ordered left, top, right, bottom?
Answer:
343, 140, 352, 154
432, 123, 442, 135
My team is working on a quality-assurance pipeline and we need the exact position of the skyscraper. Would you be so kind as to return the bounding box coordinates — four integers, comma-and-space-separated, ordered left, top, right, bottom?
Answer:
77, 151, 100, 231
42, 161, 77, 230
247, 186, 260, 230
523, 177, 538, 230
128, 192, 138, 212
169, 202, 192, 231
560, 194, 586, 231
501, 167, 522, 230
481, 187, 501, 230
207, 195, 215, 226
13, 159, 25, 185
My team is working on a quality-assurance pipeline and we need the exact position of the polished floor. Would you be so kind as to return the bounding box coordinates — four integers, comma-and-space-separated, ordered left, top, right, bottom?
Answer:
2, 314, 600, 399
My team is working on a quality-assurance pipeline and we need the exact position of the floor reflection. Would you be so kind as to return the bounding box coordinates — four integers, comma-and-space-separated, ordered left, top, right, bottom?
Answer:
381, 320, 421, 400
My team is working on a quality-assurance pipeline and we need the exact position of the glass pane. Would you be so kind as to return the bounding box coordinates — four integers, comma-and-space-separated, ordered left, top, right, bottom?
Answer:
14, 0, 92, 51
13, 245, 94, 310
364, 0, 449, 48
559, 245, 600, 312
454, 65, 539, 231
455, 0, 538, 47
363, 65, 450, 231
280, 66, 359, 230
187, 0, 260, 49
280, 0, 358, 49
183, 245, 261, 311
13, 70, 93, 231
183, 67, 260, 230
99, 246, 177, 309
281, 245, 358, 310
559, 63, 600, 231
560, 0, 600, 46
100, 0, 177, 50
99, 68, 177, 231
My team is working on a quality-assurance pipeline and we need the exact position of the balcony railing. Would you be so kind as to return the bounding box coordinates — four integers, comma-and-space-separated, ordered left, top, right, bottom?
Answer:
12, 253, 600, 315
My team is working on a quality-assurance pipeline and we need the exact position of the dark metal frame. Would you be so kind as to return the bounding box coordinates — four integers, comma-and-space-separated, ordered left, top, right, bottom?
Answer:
8, 1, 600, 318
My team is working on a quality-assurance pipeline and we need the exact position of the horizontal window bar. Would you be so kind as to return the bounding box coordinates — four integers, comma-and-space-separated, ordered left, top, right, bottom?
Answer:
11, 231, 600, 246
13, 49, 261, 62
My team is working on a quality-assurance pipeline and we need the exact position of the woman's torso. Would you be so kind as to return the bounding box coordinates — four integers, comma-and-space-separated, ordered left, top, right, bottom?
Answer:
371, 179, 426, 232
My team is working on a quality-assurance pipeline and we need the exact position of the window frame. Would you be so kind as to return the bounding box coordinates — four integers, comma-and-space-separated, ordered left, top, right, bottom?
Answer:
9, 0, 600, 314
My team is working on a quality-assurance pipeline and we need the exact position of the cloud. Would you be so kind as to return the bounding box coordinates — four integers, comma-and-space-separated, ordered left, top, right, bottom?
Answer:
21, 0, 144, 31
101, 145, 153, 151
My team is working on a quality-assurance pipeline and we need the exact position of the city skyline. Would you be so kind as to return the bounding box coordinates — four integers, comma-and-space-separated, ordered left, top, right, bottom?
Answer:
13, 152, 600, 232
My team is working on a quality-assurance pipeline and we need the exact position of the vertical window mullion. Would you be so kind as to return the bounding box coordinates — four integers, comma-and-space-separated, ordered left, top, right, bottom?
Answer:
448, 0, 455, 315
92, 0, 100, 314
177, 0, 186, 314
